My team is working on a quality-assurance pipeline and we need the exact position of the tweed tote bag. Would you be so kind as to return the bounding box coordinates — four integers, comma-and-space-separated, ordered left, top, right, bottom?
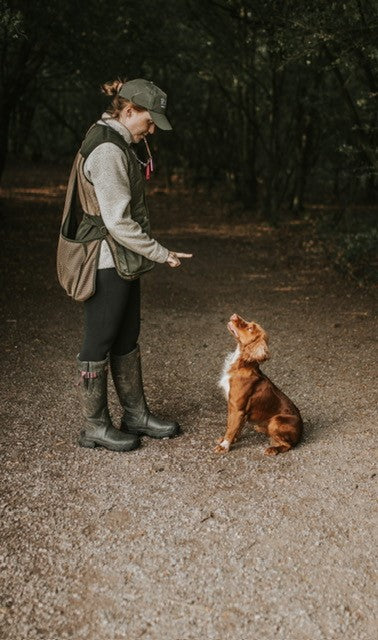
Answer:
56, 153, 103, 302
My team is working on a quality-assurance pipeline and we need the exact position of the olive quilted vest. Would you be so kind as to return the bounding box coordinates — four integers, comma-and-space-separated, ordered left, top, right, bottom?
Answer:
76, 123, 154, 280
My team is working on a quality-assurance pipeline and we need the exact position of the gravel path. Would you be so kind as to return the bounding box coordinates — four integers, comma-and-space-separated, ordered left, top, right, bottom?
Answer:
0, 172, 377, 640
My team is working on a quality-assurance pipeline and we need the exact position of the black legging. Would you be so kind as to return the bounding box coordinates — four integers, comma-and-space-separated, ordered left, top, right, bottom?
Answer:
79, 268, 140, 362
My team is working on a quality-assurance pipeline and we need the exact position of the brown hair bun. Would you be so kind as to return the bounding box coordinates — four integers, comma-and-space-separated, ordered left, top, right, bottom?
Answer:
100, 78, 125, 96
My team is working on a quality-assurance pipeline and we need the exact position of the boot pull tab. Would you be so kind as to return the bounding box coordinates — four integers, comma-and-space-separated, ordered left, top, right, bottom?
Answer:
77, 370, 98, 386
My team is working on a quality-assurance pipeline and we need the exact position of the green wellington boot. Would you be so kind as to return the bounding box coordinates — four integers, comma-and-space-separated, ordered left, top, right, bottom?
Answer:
77, 356, 141, 451
110, 345, 180, 439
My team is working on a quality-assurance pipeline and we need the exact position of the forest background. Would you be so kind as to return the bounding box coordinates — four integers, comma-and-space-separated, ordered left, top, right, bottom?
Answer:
1, 0, 377, 282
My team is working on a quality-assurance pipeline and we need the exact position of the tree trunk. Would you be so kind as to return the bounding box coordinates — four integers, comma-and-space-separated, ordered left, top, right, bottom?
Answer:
0, 101, 11, 184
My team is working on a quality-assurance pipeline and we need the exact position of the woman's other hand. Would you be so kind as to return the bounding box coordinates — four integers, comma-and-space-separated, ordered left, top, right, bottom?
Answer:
166, 251, 193, 268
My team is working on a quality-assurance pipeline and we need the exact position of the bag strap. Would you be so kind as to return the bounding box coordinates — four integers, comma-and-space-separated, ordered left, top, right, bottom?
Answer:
60, 152, 80, 230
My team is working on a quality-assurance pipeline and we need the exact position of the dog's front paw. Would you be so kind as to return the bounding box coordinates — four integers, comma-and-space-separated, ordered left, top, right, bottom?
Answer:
214, 438, 230, 454
264, 446, 279, 456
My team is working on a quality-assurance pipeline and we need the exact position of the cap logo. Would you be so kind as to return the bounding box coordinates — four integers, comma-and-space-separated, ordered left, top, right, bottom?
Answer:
160, 97, 167, 109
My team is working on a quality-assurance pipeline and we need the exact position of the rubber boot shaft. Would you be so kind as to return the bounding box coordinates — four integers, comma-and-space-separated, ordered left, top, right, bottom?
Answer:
77, 356, 140, 451
110, 346, 180, 438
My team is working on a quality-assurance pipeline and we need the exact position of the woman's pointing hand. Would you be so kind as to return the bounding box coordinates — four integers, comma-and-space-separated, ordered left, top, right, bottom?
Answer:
166, 251, 193, 268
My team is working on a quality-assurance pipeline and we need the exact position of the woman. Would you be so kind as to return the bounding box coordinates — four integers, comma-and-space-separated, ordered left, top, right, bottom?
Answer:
61, 78, 192, 452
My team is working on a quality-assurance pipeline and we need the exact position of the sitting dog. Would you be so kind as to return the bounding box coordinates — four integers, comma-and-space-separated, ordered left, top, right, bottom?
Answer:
215, 314, 303, 456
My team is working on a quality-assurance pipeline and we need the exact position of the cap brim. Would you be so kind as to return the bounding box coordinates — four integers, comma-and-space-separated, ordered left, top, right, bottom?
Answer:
149, 111, 172, 131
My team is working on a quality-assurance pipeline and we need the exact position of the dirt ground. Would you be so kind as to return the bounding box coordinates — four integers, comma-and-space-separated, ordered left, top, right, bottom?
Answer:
0, 163, 377, 640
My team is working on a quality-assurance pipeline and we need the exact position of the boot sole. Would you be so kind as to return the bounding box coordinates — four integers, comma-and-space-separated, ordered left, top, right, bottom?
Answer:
122, 425, 180, 439
78, 434, 140, 452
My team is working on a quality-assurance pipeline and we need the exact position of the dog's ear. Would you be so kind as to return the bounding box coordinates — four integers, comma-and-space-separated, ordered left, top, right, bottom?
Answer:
243, 333, 270, 363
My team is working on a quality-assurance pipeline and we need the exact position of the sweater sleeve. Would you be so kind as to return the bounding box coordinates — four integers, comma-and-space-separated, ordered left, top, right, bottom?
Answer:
84, 142, 169, 263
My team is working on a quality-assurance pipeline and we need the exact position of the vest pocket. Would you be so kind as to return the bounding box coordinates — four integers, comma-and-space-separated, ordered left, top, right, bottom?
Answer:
106, 238, 154, 279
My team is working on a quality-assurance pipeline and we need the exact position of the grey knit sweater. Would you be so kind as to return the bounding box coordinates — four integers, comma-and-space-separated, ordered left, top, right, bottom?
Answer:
83, 114, 169, 269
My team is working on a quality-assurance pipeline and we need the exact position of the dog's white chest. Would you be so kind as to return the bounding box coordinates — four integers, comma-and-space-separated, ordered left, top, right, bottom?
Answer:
218, 346, 240, 399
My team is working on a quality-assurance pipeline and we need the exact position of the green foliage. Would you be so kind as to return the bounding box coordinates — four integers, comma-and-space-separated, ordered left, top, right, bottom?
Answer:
317, 208, 378, 284
336, 229, 377, 282
0, 1, 24, 37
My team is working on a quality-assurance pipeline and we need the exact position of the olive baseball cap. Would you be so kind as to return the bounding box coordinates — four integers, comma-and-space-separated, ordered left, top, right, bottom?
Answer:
119, 78, 172, 130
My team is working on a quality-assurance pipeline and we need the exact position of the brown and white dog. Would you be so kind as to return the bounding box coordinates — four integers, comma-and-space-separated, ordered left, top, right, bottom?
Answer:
216, 314, 303, 455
